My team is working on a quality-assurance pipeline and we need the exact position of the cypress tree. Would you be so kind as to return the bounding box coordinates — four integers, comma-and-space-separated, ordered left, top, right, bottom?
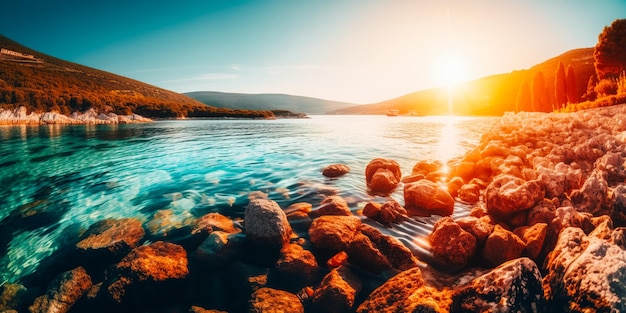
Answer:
555, 62, 567, 109
566, 64, 578, 104
515, 80, 532, 112
532, 71, 546, 112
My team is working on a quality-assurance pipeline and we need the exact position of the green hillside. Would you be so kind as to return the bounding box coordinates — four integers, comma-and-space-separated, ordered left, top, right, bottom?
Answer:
335, 48, 595, 115
0, 35, 273, 119
185, 91, 355, 114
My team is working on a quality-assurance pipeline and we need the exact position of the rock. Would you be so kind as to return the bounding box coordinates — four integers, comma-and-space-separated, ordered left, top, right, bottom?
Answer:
195, 231, 246, 267
192, 212, 240, 237
571, 170, 609, 217
244, 199, 293, 250
611, 184, 626, 226
455, 216, 494, 246
448, 161, 476, 182
268, 244, 319, 291
358, 224, 419, 271
458, 183, 481, 204
76, 218, 145, 260
310, 267, 361, 313
102, 241, 188, 308
145, 209, 194, 241
312, 196, 352, 217
365, 158, 401, 195
322, 164, 350, 178
429, 217, 477, 269
29, 267, 92, 313
481, 225, 526, 267
308, 215, 361, 251
227, 262, 269, 312
484, 174, 544, 220
348, 232, 392, 273
0, 283, 28, 312
450, 257, 546, 312
513, 223, 547, 260
190, 306, 228, 313
356, 267, 425, 312
404, 179, 455, 217
362, 201, 382, 220
412, 160, 442, 176
447, 176, 465, 197
544, 227, 626, 312
248, 287, 304, 313
596, 151, 626, 183
379, 200, 407, 223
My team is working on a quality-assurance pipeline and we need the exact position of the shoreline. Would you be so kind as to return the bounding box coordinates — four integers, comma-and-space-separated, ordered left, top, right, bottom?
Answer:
0, 107, 152, 125
2, 104, 626, 312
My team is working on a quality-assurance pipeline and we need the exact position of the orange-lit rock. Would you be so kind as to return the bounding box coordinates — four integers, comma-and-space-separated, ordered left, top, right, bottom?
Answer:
365, 158, 401, 195
249, 287, 304, 313
244, 199, 293, 250
458, 183, 481, 204
404, 179, 455, 217
313, 195, 351, 217
484, 174, 544, 220
513, 223, 547, 260
308, 215, 361, 251
429, 217, 476, 269
29, 267, 92, 313
76, 218, 144, 258
481, 225, 525, 267
356, 267, 425, 312
269, 244, 319, 291
311, 267, 361, 313
322, 164, 351, 178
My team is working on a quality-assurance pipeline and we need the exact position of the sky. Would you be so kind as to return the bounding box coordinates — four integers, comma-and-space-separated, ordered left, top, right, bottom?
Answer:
1, 0, 625, 104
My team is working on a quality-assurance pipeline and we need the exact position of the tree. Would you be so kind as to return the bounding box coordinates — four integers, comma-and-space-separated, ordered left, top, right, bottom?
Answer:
582, 74, 598, 101
566, 64, 578, 104
515, 80, 531, 112
594, 19, 626, 80
532, 71, 546, 112
555, 62, 567, 109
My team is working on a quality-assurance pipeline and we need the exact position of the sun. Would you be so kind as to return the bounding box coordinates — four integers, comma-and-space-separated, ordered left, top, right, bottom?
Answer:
434, 53, 469, 86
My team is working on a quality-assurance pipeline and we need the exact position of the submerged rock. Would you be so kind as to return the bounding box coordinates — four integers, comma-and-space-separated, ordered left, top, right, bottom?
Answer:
244, 199, 293, 250
248, 287, 304, 313
322, 164, 351, 178
310, 266, 361, 313
312, 195, 352, 217
29, 267, 92, 313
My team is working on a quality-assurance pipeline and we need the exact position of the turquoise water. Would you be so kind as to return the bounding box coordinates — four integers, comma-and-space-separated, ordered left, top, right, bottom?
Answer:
0, 115, 496, 284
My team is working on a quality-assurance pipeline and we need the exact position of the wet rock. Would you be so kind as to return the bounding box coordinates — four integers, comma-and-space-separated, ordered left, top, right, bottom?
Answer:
412, 160, 442, 176
447, 176, 465, 198
268, 243, 319, 291
244, 199, 293, 250
404, 179, 455, 217
450, 257, 546, 312
430, 217, 477, 269
544, 227, 626, 312
571, 170, 609, 217
458, 183, 481, 204
513, 223, 547, 260
348, 232, 391, 273
308, 215, 361, 251
356, 267, 425, 312
102, 241, 188, 308
310, 267, 361, 313
448, 161, 476, 182
358, 224, 419, 271
145, 209, 194, 241
29, 267, 92, 313
481, 225, 526, 267
76, 218, 145, 259
322, 164, 350, 178
195, 231, 246, 267
365, 158, 401, 195
362, 201, 382, 220
312, 195, 352, 217
190, 306, 228, 313
485, 174, 544, 220
192, 212, 240, 237
0, 283, 28, 312
248, 287, 304, 313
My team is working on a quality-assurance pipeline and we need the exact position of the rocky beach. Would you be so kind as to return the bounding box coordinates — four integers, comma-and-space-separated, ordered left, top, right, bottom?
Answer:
0, 107, 152, 125
2, 105, 626, 313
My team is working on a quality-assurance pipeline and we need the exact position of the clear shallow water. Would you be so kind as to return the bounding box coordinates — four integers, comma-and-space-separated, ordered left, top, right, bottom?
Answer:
0, 115, 496, 284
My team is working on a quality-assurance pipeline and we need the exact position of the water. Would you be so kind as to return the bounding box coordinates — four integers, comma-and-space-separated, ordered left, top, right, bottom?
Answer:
0, 115, 497, 284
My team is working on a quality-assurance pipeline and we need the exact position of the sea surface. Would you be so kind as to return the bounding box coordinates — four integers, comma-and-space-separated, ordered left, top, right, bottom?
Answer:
0, 115, 497, 284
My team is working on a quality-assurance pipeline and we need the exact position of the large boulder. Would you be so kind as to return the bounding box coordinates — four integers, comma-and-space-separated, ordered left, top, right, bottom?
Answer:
29, 267, 92, 313
356, 267, 432, 312
248, 287, 304, 313
358, 224, 419, 271
430, 217, 477, 269
485, 174, 544, 220
308, 215, 361, 251
310, 267, 361, 313
244, 199, 293, 250
101, 241, 188, 309
450, 258, 546, 312
404, 179, 455, 216
365, 158, 401, 195
544, 227, 626, 312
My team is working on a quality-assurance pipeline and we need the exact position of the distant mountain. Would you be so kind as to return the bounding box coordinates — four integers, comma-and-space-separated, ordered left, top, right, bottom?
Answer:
185, 91, 356, 114
0, 35, 273, 119
335, 48, 596, 116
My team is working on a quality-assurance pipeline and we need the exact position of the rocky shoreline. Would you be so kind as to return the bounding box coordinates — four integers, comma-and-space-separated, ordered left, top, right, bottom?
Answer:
2, 105, 626, 312
0, 107, 152, 125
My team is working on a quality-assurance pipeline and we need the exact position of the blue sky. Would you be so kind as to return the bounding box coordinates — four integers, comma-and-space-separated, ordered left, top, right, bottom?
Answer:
2, 0, 625, 104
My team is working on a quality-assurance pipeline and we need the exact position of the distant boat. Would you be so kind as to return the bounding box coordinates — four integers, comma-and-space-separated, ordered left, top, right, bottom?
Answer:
386, 109, 399, 116
408, 110, 422, 116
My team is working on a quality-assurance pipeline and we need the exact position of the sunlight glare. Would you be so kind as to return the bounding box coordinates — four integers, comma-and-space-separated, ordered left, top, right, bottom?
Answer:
434, 53, 469, 87
437, 116, 463, 165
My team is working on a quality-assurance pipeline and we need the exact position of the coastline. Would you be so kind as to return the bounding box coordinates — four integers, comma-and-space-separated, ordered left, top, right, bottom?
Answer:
0, 107, 152, 125
1, 104, 626, 312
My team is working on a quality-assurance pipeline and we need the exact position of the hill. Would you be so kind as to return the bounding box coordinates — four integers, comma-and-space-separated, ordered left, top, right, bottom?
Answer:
185, 91, 355, 114
335, 48, 595, 116
0, 35, 273, 119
